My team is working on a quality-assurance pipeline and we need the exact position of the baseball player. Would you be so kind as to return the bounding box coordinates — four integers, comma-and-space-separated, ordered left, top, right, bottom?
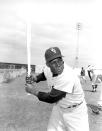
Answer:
25, 47, 89, 131
87, 65, 98, 92
87, 65, 93, 81
87, 72, 102, 114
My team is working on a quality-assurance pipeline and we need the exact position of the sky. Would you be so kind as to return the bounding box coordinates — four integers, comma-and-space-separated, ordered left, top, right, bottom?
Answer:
0, 0, 102, 68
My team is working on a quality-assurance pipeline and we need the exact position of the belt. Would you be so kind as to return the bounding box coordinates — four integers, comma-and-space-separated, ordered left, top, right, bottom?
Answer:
67, 101, 83, 108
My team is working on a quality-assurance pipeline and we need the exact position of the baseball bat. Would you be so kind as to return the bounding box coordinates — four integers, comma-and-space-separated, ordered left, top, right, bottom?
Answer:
27, 22, 31, 76
26, 22, 31, 95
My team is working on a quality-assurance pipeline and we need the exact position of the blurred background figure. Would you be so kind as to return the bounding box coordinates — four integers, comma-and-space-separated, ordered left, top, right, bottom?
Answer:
88, 75, 102, 114
80, 67, 86, 84
87, 65, 97, 92
87, 65, 93, 81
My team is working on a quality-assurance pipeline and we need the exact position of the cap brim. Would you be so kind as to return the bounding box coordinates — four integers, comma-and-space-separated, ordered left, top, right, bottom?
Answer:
47, 55, 64, 62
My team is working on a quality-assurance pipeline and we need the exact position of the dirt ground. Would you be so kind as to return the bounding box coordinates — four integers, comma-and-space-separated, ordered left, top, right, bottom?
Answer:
0, 75, 102, 131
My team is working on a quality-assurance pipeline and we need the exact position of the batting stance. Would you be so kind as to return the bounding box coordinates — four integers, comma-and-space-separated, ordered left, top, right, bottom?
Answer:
25, 47, 89, 131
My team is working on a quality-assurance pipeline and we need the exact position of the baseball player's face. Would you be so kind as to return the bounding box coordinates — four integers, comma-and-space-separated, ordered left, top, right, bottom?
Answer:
46, 57, 64, 75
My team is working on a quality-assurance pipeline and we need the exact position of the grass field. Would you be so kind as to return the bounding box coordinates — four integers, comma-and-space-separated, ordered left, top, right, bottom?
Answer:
0, 75, 102, 131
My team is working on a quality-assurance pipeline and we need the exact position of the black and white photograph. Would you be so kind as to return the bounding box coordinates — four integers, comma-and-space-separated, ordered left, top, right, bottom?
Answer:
0, 0, 102, 131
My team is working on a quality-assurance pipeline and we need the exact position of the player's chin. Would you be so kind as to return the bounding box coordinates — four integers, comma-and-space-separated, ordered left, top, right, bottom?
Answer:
56, 68, 63, 75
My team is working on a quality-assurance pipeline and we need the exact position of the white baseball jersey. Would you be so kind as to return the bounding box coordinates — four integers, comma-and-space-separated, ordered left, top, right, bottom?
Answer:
46, 63, 84, 108
47, 63, 89, 131
43, 65, 54, 89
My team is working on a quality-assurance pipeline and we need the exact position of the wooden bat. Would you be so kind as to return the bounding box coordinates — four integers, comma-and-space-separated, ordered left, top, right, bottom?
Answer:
26, 22, 31, 95
27, 22, 31, 76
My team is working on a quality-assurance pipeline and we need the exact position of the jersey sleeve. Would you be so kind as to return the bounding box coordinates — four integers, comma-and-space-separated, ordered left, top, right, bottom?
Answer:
36, 72, 47, 83
37, 87, 66, 103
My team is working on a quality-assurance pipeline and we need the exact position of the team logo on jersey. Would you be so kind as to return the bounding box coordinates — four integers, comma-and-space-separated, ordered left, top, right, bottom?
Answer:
50, 48, 56, 53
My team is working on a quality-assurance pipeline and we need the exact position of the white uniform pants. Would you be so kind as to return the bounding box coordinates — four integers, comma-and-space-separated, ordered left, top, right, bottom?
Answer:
47, 101, 89, 131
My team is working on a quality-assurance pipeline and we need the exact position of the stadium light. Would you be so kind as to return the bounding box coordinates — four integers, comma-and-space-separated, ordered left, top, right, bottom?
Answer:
74, 22, 82, 68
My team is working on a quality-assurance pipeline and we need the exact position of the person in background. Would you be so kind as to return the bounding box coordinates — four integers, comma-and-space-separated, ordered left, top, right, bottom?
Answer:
87, 65, 93, 81
25, 47, 89, 131
80, 67, 86, 83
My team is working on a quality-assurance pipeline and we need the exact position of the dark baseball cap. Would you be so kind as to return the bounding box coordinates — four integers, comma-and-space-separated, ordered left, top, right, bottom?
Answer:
45, 47, 63, 62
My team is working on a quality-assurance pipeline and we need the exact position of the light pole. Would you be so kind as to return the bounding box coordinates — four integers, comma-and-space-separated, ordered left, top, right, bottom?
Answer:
74, 22, 81, 68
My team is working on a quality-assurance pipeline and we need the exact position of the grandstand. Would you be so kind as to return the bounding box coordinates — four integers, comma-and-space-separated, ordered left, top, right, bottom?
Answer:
0, 62, 35, 70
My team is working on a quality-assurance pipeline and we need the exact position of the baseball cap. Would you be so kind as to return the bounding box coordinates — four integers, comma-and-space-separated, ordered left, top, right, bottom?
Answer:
45, 47, 63, 62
